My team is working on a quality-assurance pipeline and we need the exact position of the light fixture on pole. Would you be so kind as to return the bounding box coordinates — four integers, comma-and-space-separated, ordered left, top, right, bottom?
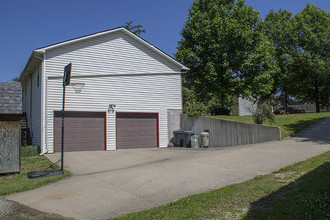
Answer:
108, 104, 116, 113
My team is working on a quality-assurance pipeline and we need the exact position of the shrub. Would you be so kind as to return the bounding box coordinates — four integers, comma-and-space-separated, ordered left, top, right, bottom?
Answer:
210, 106, 231, 115
207, 96, 231, 115
182, 87, 233, 116
252, 104, 275, 124
182, 87, 209, 116
21, 145, 40, 157
184, 100, 209, 116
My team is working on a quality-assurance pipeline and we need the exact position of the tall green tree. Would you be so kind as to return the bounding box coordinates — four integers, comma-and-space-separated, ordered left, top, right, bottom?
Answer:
264, 9, 294, 109
290, 4, 330, 112
124, 21, 146, 36
176, 0, 278, 107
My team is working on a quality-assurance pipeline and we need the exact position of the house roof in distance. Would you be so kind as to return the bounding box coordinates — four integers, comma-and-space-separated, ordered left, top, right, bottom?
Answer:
0, 82, 22, 114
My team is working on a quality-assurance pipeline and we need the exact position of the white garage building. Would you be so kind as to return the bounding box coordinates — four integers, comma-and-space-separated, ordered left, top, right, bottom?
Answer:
19, 27, 188, 153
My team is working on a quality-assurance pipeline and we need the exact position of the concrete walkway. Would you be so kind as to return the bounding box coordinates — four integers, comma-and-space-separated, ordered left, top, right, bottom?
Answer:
6, 117, 330, 219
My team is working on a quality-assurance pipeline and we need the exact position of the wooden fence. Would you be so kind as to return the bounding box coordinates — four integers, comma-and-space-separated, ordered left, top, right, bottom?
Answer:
0, 121, 20, 174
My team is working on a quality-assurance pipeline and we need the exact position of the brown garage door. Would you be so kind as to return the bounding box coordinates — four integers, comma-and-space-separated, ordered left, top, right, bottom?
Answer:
54, 111, 106, 152
116, 112, 158, 149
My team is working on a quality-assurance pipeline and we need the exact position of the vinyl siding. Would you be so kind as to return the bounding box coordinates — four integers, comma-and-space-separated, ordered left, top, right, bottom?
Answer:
238, 97, 255, 116
45, 31, 181, 78
45, 74, 182, 152
43, 31, 182, 153
23, 64, 42, 146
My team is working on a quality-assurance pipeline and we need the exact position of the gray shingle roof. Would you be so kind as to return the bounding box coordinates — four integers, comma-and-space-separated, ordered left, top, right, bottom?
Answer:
0, 82, 22, 114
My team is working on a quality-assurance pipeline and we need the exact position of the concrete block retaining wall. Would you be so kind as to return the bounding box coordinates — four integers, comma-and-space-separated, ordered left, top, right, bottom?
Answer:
181, 115, 281, 147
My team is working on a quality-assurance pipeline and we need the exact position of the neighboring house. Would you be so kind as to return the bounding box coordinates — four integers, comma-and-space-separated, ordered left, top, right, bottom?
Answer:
233, 97, 256, 116
19, 27, 188, 153
0, 82, 22, 174
233, 97, 275, 116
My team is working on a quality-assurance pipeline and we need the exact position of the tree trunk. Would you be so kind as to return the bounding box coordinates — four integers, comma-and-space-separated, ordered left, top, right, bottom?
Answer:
220, 93, 225, 107
283, 88, 288, 109
315, 79, 320, 113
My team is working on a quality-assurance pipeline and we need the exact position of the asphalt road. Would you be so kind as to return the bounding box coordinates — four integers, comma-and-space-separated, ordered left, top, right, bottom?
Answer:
5, 117, 330, 219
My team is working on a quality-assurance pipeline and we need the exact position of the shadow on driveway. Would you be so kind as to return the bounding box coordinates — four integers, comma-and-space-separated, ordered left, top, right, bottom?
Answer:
292, 117, 330, 144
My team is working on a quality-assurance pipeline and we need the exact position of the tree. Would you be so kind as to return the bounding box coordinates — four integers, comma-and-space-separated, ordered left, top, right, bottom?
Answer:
290, 4, 330, 112
264, 9, 294, 109
124, 21, 146, 36
176, 0, 277, 108
11, 77, 20, 82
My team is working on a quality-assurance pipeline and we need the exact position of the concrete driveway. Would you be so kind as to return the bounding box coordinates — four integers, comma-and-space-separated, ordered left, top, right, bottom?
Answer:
6, 118, 330, 219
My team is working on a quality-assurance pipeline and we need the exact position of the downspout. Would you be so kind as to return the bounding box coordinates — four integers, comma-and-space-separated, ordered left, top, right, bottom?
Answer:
44, 75, 48, 154
29, 74, 33, 119
41, 53, 48, 154
180, 69, 187, 129
34, 53, 48, 154
44, 75, 49, 153
27, 73, 33, 145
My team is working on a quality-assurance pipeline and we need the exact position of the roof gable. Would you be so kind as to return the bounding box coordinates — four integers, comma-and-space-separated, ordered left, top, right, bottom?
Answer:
36, 27, 188, 71
44, 30, 184, 76
20, 27, 188, 82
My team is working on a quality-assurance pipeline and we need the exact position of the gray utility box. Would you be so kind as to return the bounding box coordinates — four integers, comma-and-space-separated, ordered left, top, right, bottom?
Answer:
183, 131, 194, 148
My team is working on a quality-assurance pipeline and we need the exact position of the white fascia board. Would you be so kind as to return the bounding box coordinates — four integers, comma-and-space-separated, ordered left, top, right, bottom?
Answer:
34, 28, 124, 53
19, 52, 34, 82
19, 51, 44, 82
120, 28, 190, 71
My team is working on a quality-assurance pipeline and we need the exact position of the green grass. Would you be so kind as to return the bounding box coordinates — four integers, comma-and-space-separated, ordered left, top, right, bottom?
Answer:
112, 151, 330, 220
212, 112, 330, 139
0, 156, 71, 196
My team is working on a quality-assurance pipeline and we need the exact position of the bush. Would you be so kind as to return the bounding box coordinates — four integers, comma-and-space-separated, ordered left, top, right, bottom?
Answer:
182, 87, 233, 116
209, 105, 231, 115
252, 104, 275, 124
207, 96, 232, 115
21, 145, 40, 157
182, 87, 209, 116
184, 100, 209, 116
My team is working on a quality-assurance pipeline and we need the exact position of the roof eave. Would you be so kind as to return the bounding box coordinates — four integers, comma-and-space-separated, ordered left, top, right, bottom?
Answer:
19, 50, 44, 82
34, 27, 125, 53
120, 28, 190, 71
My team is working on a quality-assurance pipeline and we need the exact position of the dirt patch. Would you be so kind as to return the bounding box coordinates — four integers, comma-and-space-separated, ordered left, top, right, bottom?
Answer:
0, 197, 74, 220
22, 164, 40, 168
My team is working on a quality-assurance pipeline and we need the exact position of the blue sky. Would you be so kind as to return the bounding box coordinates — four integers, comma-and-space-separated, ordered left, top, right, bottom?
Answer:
1, 0, 329, 82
